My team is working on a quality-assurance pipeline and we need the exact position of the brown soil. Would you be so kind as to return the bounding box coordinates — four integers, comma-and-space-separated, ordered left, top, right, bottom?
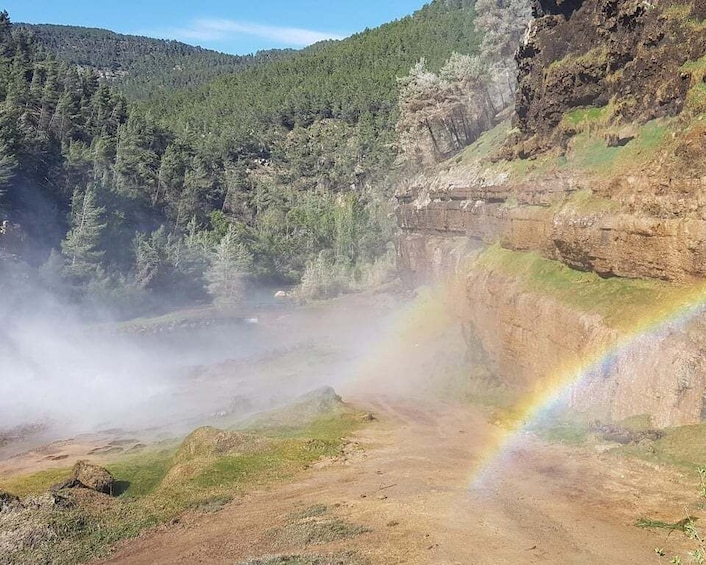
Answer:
96, 395, 696, 564
1, 290, 698, 563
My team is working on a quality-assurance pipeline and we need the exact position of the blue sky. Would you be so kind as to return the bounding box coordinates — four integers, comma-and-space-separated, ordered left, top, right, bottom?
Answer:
5, 1, 430, 54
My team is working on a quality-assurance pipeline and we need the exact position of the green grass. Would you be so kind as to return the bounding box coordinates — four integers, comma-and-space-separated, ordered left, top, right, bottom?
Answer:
688, 82, 706, 113
561, 105, 611, 131
506, 119, 670, 182
546, 46, 610, 73
465, 119, 671, 185
662, 3, 693, 21
267, 502, 370, 549
289, 504, 329, 520
571, 135, 623, 170
454, 120, 511, 164
566, 119, 669, 174
0, 403, 364, 565
681, 56, 706, 82
635, 517, 697, 532
261, 413, 361, 441
619, 423, 706, 469
563, 106, 609, 126
475, 244, 687, 330
269, 518, 370, 547
616, 414, 654, 434
192, 452, 287, 489
0, 467, 70, 497
100, 305, 247, 334
532, 420, 590, 445
0, 448, 178, 499
239, 387, 367, 445
105, 449, 178, 497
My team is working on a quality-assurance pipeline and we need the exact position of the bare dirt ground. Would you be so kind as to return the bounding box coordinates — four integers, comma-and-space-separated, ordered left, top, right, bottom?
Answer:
2, 289, 699, 563
97, 394, 696, 565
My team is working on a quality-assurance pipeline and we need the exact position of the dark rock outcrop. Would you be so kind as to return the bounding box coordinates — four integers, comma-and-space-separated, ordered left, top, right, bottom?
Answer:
52, 461, 115, 495
512, 0, 705, 156
533, 0, 584, 19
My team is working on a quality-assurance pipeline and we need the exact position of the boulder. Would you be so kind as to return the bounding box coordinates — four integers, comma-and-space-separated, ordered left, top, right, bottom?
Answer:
73, 460, 115, 494
52, 460, 115, 495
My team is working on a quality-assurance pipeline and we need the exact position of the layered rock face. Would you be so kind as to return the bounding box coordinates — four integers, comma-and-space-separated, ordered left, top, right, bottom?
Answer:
397, 234, 706, 427
396, 0, 706, 427
397, 171, 706, 283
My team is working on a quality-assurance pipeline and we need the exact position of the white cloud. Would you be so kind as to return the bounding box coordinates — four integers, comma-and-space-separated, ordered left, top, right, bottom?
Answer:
152, 18, 345, 47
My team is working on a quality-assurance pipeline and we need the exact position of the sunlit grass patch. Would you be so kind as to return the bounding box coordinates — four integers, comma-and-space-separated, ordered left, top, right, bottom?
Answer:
0, 396, 365, 564
453, 120, 511, 165
688, 82, 706, 114
0, 467, 70, 498
475, 244, 685, 331
616, 414, 654, 434
561, 105, 612, 134
270, 518, 370, 547
105, 449, 177, 497
546, 46, 610, 73
531, 419, 590, 445
619, 423, 706, 469
240, 387, 363, 439
565, 119, 670, 175
267, 502, 370, 550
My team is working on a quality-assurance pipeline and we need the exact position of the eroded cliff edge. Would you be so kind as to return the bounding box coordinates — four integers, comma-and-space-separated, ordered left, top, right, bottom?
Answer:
395, 0, 706, 427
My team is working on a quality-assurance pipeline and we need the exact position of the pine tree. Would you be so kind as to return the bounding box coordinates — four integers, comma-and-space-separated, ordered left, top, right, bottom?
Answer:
206, 224, 252, 306
0, 137, 17, 192
474, 0, 532, 63
474, 0, 532, 97
61, 186, 106, 281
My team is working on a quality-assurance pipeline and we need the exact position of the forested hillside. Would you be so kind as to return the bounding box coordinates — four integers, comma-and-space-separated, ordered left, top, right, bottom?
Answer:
18, 23, 295, 100
0, 0, 530, 317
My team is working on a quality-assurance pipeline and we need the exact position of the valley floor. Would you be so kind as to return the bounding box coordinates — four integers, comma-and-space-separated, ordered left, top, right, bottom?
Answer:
97, 395, 696, 564
1, 289, 701, 564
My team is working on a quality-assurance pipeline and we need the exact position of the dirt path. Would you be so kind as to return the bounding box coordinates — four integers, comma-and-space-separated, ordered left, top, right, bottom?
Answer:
98, 394, 695, 564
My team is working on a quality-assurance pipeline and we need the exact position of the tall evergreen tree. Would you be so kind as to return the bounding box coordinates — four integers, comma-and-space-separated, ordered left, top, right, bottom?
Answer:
474, 0, 532, 96
206, 225, 253, 306
61, 185, 105, 281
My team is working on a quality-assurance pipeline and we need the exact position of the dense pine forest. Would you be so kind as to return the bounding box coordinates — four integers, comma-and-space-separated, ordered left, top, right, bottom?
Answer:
18, 23, 297, 100
0, 0, 530, 317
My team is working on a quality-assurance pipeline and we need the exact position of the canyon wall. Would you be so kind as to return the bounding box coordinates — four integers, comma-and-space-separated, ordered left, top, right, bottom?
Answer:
395, 0, 706, 427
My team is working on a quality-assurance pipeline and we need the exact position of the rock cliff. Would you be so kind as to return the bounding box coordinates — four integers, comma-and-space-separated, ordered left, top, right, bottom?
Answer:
512, 0, 706, 157
396, 0, 706, 427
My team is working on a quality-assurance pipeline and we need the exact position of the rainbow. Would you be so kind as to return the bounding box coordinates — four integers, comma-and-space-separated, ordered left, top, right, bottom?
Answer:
468, 280, 706, 486
346, 276, 706, 486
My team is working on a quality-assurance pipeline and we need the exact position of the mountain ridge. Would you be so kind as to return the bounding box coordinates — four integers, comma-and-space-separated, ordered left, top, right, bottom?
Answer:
17, 22, 299, 100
